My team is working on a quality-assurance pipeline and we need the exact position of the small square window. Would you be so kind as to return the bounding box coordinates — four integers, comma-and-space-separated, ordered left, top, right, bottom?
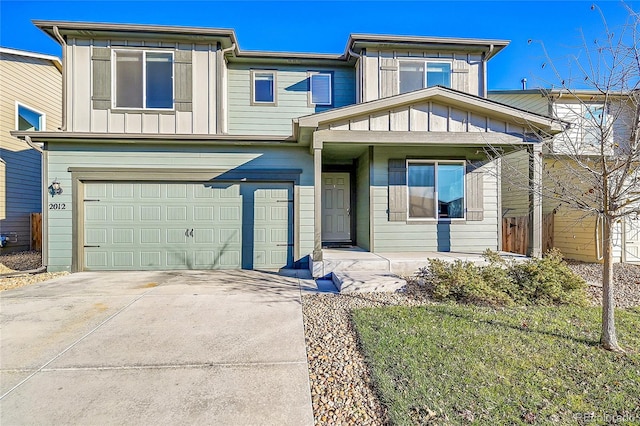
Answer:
310, 73, 332, 106
16, 103, 44, 131
252, 71, 276, 104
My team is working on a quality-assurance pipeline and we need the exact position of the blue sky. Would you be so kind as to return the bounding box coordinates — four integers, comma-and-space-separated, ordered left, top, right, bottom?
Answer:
1, 0, 637, 90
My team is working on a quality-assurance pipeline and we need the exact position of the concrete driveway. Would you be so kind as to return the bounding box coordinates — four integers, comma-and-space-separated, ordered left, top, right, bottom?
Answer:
0, 270, 314, 425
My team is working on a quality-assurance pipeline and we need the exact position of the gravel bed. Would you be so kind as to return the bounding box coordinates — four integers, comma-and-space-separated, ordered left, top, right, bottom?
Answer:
302, 263, 640, 425
567, 261, 640, 308
302, 283, 431, 425
0, 250, 42, 272
0, 250, 68, 291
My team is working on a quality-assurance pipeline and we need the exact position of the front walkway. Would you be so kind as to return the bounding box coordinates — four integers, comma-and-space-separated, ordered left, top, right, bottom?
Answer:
0, 270, 314, 425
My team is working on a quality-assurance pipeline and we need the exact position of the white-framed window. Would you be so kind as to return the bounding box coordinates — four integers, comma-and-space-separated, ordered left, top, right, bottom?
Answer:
309, 72, 332, 106
251, 70, 276, 105
583, 103, 607, 145
399, 61, 452, 94
113, 50, 174, 109
407, 160, 465, 220
15, 102, 45, 131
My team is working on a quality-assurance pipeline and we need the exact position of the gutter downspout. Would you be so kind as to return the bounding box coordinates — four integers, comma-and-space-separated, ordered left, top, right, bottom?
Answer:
482, 44, 494, 98
53, 26, 67, 131
216, 43, 236, 134
24, 135, 43, 153
348, 48, 363, 103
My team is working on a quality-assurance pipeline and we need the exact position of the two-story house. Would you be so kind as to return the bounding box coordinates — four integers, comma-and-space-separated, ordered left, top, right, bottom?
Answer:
13, 21, 561, 274
1, 47, 62, 253
489, 89, 639, 263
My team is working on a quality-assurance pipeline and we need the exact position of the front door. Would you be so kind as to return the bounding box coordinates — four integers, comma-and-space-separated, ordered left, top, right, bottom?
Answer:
625, 215, 640, 262
322, 172, 351, 242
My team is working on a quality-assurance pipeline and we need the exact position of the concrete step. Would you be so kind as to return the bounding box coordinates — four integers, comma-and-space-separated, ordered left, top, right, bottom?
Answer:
331, 271, 407, 294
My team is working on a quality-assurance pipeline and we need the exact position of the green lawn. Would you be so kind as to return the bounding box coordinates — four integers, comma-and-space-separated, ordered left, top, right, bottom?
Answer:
352, 304, 640, 425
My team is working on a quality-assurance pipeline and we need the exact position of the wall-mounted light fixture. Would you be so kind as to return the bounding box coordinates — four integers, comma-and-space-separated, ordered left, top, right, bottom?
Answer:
48, 179, 63, 197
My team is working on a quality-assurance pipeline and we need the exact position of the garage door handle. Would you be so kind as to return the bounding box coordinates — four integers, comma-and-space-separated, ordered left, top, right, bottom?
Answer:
277, 243, 294, 247
84, 245, 101, 248
190, 229, 194, 237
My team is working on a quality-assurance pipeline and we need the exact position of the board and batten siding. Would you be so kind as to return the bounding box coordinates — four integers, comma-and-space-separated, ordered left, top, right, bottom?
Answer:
361, 49, 484, 102
320, 100, 525, 137
66, 38, 218, 135
45, 144, 314, 271
370, 146, 499, 253
227, 65, 355, 135
0, 52, 61, 252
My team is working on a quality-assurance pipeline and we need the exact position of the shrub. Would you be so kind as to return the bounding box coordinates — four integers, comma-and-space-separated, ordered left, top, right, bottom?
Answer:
416, 249, 588, 307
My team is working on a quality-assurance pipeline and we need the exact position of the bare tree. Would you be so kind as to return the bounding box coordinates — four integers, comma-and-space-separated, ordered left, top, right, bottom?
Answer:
495, 3, 639, 351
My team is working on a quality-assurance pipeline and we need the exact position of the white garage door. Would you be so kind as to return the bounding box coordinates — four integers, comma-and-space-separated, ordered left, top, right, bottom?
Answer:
83, 182, 293, 270
625, 215, 640, 263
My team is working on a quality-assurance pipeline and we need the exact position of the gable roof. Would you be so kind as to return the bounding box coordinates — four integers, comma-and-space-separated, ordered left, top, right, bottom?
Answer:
296, 86, 564, 132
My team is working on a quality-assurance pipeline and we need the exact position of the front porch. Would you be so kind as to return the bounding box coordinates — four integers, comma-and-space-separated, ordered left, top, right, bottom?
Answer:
311, 246, 528, 278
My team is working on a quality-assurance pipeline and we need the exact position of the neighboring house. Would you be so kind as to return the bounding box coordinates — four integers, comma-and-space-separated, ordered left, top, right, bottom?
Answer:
13, 21, 561, 274
0, 47, 62, 253
489, 89, 639, 263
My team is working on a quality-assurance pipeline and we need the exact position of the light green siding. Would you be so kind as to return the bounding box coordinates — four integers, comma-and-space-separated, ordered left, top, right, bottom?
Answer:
355, 148, 371, 250
501, 150, 533, 218
488, 93, 550, 116
227, 65, 355, 135
371, 146, 499, 253
45, 144, 314, 271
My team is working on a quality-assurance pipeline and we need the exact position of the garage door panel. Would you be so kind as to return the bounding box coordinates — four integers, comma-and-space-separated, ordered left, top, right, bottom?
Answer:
83, 181, 292, 271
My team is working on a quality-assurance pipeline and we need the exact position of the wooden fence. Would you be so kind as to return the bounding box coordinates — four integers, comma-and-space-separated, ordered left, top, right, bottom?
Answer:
30, 213, 42, 251
502, 213, 554, 255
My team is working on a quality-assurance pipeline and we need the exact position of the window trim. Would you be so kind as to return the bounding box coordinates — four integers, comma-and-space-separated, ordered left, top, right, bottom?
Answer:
15, 101, 46, 131
250, 69, 277, 106
398, 59, 453, 94
111, 49, 175, 111
406, 159, 466, 221
308, 71, 333, 107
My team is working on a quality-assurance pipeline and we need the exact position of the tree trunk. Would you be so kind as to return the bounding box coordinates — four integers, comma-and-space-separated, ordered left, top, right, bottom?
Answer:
601, 217, 622, 351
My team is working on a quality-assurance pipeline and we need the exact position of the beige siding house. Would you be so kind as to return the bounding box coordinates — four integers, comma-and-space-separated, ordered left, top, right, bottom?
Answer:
489, 89, 639, 264
13, 21, 561, 274
0, 48, 62, 252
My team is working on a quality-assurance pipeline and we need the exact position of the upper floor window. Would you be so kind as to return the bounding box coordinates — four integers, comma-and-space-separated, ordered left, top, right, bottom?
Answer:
309, 72, 332, 106
583, 104, 607, 145
407, 160, 465, 220
16, 102, 45, 131
399, 61, 452, 94
251, 70, 276, 105
114, 50, 173, 109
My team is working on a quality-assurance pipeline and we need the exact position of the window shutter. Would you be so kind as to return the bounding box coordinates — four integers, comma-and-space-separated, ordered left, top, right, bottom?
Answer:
92, 47, 111, 110
174, 49, 192, 112
388, 159, 407, 222
466, 164, 484, 221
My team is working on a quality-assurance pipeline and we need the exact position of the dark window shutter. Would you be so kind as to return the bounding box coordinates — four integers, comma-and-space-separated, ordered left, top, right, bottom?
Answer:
466, 163, 484, 221
388, 159, 407, 221
174, 50, 192, 112
92, 47, 111, 110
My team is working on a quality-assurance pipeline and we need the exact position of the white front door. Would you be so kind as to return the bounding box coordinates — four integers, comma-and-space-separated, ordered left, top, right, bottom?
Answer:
322, 172, 351, 242
624, 215, 640, 263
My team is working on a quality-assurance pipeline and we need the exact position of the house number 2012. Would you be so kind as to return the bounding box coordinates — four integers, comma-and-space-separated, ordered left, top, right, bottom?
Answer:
49, 203, 66, 210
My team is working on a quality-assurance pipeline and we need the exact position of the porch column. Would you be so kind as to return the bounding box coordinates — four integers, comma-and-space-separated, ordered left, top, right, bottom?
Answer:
313, 146, 323, 261
529, 143, 543, 258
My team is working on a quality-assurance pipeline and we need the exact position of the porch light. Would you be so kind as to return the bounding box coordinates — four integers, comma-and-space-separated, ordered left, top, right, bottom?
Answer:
48, 179, 63, 197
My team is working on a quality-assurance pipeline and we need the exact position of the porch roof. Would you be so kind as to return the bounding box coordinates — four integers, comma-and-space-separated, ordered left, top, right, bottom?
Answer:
294, 86, 565, 147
